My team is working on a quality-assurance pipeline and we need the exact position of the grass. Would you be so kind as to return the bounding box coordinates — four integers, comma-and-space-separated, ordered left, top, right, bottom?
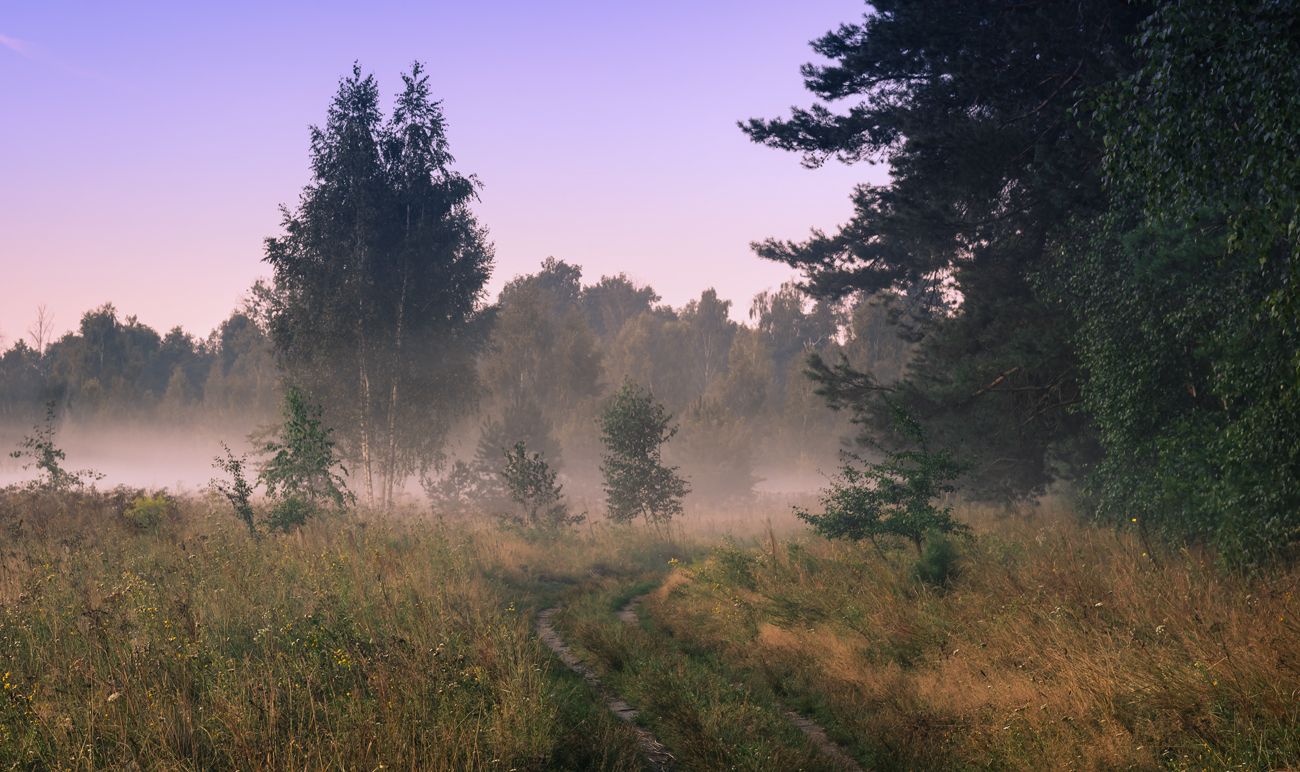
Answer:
0, 491, 646, 770
0, 489, 1296, 770
553, 577, 838, 771
649, 502, 1300, 770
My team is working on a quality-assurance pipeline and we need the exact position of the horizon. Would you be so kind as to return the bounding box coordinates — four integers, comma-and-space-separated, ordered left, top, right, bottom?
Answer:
0, 0, 885, 345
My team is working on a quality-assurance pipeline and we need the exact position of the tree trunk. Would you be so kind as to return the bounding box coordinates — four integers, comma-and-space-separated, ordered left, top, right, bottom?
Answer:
358, 327, 374, 508
383, 266, 408, 510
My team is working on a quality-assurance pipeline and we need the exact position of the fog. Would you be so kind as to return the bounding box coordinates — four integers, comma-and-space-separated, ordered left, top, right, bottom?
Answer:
0, 420, 261, 493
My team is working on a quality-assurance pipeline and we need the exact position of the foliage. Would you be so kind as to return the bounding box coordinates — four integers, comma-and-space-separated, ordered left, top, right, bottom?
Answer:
914, 531, 960, 587
264, 62, 492, 507
671, 398, 758, 503
122, 493, 175, 531
1055, 214, 1300, 566
0, 303, 278, 425
498, 442, 582, 529
1100, 0, 1299, 300
211, 443, 258, 536
477, 396, 563, 475
8, 402, 101, 492
259, 386, 353, 514
482, 258, 602, 416
599, 382, 689, 524
743, 0, 1147, 499
1044, 0, 1300, 566
265, 495, 314, 533
797, 406, 964, 554
422, 460, 488, 517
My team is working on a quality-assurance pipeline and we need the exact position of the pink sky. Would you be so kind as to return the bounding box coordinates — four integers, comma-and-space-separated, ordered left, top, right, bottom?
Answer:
0, 1, 886, 344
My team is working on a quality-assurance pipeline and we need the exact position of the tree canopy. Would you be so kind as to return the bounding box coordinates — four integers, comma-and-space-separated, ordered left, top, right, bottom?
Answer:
264, 62, 493, 507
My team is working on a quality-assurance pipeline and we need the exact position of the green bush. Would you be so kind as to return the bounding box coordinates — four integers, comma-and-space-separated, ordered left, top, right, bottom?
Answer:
122, 494, 175, 531
266, 495, 314, 532
915, 532, 961, 587
498, 441, 582, 529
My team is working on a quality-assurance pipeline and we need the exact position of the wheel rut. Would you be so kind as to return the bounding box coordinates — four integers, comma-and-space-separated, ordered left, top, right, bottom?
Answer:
618, 594, 864, 772
535, 607, 675, 771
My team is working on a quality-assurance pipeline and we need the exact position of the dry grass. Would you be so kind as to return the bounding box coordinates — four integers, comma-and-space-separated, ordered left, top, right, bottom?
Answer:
2, 487, 1295, 770
650, 501, 1300, 770
0, 491, 646, 770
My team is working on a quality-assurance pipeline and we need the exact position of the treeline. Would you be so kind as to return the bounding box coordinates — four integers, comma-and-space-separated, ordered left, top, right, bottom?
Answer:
0, 303, 277, 426
444, 260, 912, 506
0, 269, 911, 502
747, 0, 1298, 565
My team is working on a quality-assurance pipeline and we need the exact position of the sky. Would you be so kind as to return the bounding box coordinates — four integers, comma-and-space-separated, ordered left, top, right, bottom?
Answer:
0, 0, 886, 345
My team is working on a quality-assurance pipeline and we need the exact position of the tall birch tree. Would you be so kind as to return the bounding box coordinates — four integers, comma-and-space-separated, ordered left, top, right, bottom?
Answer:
265, 63, 492, 508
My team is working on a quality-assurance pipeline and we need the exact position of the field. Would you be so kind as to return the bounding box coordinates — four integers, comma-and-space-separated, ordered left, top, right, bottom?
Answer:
0, 491, 1296, 770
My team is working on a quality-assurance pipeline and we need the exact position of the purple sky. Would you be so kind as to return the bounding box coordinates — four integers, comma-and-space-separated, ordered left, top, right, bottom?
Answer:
1, 1, 885, 345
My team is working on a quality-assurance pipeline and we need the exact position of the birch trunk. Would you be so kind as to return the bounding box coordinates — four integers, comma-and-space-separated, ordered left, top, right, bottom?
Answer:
383, 266, 408, 509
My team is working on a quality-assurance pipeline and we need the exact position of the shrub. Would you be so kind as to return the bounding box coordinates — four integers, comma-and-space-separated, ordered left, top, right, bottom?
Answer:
266, 495, 314, 532
915, 531, 961, 587
260, 386, 353, 512
122, 493, 175, 531
499, 442, 582, 529
211, 443, 258, 535
8, 403, 101, 492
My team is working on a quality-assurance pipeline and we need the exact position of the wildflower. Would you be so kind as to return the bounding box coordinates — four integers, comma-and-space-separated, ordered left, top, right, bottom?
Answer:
668, 557, 680, 567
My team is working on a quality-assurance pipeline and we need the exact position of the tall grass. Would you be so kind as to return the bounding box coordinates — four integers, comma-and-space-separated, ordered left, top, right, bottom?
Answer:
3, 489, 1295, 770
651, 502, 1300, 770
0, 493, 644, 770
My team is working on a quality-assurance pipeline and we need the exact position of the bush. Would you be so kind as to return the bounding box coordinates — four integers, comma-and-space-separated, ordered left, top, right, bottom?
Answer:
499, 442, 582, 529
211, 444, 257, 536
915, 531, 961, 587
122, 493, 175, 531
8, 403, 101, 492
260, 387, 353, 511
598, 381, 689, 525
266, 495, 314, 533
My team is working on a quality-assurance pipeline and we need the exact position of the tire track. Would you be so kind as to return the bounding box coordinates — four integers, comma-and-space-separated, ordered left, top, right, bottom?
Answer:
618, 594, 864, 772
536, 607, 675, 771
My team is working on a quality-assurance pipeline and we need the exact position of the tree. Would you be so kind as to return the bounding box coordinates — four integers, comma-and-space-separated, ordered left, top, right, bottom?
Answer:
797, 405, 964, 555
26, 305, 53, 356
581, 274, 660, 341
481, 258, 602, 416
679, 289, 737, 397
202, 309, 278, 423
1051, 0, 1300, 565
744, 1, 1147, 499
671, 398, 758, 503
0, 341, 48, 422
498, 441, 581, 528
605, 308, 693, 411
259, 386, 353, 512
599, 382, 689, 525
265, 62, 492, 508
476, 396, 562, 474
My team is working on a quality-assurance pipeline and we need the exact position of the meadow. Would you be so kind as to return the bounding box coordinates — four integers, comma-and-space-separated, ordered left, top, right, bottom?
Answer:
0, 489, 1295, 770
